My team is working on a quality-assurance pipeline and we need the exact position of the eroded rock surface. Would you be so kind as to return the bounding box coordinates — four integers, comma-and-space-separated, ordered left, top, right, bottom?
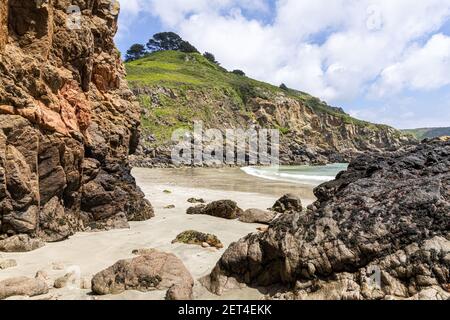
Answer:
0, 0, 153, 246
206, 140, 450, 300
91, 249, 194, 300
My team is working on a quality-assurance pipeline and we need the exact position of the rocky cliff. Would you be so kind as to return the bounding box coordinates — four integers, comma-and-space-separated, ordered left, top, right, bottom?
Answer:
0, 0, 153, 245
205, 138, 450, 300
125, 51, 414, 167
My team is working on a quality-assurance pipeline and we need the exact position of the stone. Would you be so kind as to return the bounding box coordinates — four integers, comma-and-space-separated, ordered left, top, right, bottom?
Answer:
164, 205, 176, 209
239, 209, 277, 224
54, 272, 77, 289
0, 259, 17, 270
206, 140, 450, 300
187, 200, 243, 220
172, 230, 223, 249
91, 249, 194, 300
272, 194, 303, 213
187, 198, 205, 204
0, 276, 48, 300
0, 235, 44, 252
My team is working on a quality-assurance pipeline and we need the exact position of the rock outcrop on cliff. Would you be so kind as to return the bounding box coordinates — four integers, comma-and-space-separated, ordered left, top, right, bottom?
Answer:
205, 138, 450, 300
0, 0, 153, 245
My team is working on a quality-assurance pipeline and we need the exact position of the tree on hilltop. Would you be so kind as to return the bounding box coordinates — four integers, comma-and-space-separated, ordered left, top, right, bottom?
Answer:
203, 52, 218, 64
232, 69, 245, 76
125, 43, 147, 62
179, 41, 199, 53
146, 32, 199, 53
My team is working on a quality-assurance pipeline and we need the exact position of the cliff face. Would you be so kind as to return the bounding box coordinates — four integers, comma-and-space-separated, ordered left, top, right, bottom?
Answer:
0, 0, 153, 243
125, 52, 413, 167
206, 138, 450, 300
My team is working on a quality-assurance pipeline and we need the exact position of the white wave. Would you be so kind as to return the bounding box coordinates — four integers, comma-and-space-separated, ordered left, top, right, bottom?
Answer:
241, 166, 340, 185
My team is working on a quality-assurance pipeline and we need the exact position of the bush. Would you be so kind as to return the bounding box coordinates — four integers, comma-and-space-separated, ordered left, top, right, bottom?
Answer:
232, 69, 245, 76
280, 83, 289, 91
203, 52, 218, 64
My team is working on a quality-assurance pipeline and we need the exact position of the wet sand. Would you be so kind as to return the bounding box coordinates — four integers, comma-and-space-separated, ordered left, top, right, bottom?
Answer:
0, 168, 315, 300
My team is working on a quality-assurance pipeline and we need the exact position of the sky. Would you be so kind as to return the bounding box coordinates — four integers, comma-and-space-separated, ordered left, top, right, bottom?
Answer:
114, 0, 450, 129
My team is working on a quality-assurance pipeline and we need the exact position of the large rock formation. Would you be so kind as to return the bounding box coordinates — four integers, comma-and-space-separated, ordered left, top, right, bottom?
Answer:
0, 0, 153, 244
205, 138, 450, 300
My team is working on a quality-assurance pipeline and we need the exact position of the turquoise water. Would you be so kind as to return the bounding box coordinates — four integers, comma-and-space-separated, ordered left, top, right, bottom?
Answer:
241, 163, 348, 186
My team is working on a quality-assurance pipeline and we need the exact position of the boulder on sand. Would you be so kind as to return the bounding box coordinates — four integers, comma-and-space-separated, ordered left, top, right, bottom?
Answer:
187, 200, 243, 220
239, 209, 277, 224
172, 230, 223, 249
0, 274, 48, 300
91, 249, 194, 300
272, 194, 303, 213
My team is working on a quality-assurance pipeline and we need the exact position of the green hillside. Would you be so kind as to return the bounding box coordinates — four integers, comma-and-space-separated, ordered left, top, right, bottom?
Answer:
126, 50, 394, 143
402, 127, 450, 140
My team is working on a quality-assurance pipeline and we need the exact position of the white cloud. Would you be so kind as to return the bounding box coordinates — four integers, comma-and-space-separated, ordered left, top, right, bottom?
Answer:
371, 33, 450, 96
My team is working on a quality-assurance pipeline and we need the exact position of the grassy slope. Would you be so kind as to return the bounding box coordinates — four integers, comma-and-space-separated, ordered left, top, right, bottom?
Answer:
402, 127, 450, 140
126, 51, 397, 143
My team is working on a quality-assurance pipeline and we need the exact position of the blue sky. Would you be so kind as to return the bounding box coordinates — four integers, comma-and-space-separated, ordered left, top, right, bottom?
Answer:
115, 0, 450, 129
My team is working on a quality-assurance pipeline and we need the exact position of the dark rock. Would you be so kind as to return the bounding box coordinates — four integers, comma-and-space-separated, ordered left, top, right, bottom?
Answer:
206, 140, 450, 300
187, 200, 243, 220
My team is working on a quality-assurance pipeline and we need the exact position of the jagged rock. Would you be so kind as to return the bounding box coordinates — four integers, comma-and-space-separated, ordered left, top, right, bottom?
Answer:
172, 230, 224, 249
272, 194, 303, 213
0, 0, 153, 240
187, 200, 243, 220
239, 209, 277, 224
206, 140, 450, 300
0, 259, 16, 270
0, 234, 44, 252
0, 275, 48, 300
91, 249, 194, 300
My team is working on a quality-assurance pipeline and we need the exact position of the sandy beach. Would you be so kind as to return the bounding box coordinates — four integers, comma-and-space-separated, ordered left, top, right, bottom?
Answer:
0, 167, 315, 300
